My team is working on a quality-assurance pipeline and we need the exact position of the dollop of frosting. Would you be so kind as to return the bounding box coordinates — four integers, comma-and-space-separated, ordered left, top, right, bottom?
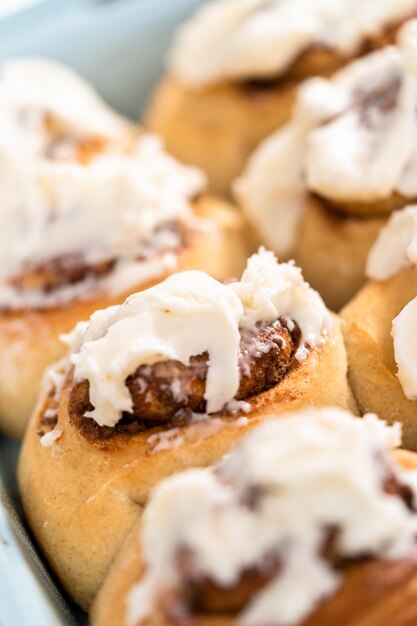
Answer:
64, 249, 331, 427
169, 0, 417, 87
392, 296, 417, 400
0, 59, 205, 308
367, 205, 417, 279
126, 408, 417, 626
366, 205, 417, 400
237, 22, 417, 257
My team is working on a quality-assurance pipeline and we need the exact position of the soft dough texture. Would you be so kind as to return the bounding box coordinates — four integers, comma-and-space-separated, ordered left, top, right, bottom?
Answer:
18, 314, 355, 609
90, 449, 417, 626
295, 196, 388, 311
342, 267, 417, 449
146, 77, 297, 197
0, 196, 248, 438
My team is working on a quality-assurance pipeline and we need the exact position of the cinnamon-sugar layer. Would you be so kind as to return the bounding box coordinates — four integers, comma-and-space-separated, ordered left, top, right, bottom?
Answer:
66, 319, 300, 442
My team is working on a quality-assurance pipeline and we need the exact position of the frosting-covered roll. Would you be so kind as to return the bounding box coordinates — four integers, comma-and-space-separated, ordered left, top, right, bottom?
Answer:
342, 204, 417, 448
147, 1, 417, 197
170, 0, 417, 87
18, 252, 355, 609
0, 58, 247, 438
47, 249, 331, 434
237, 20, 417, 309
0, 59, 206, 310
90, 407, 417, 626
364, 206, 417, 402
237, 23, 417, 256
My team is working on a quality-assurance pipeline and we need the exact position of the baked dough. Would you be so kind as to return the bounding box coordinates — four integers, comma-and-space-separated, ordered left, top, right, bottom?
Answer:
147, 77, 297, 197
0, 196, 248, 438
295, 196, 388, 311
146, 13, 413, 197
18, 314, 355, 609
341, 267, 417, 449
89, 447, 417, 626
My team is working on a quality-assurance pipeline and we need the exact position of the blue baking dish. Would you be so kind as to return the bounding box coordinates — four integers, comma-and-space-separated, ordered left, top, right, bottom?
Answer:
0, 1, 206, 624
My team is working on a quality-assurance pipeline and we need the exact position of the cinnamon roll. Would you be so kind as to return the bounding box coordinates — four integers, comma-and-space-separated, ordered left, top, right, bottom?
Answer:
147, 0, 417, 196
18, 250, 356, 609
342, 205, 417, 450
91, 407, 417, 626
237, 19, 417, 310
0, 59, 247, 438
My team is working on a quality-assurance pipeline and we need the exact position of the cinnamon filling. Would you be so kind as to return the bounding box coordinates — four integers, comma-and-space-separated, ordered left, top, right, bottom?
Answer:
309, 70, 414, 217
158, 466, 416, 623
4, 221, 189, 312
311, 191, 413, 220
169, 547, 282, 619
240, 13, 417, 92
10, 253, 115, 294
67, 318, 301, 441
36, 408, 58, 439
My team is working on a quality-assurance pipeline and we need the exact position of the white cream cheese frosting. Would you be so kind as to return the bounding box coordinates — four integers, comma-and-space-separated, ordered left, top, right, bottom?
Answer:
169, 0, 417, 87
0, 59, 205, 309
392, 297, 417, 400
64, 249, 331, 428
237, 22, 417, 257
366, 205, 417, 400
367, 205, 417, 280
367, 205, 417, 400
126, 408, 417, 626
0, 58, 132, 157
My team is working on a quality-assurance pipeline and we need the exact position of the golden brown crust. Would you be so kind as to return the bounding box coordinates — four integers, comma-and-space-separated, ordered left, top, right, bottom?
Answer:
18, 314, 356, 608
90, 451, 417, 626
147, 75, 297, 197
294, 195, 387, 311
341, 267, 417, 450
0, 196, 248, 438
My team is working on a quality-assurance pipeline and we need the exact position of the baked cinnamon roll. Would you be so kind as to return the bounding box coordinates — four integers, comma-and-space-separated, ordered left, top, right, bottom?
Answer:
147, 0, 417, 196
91, 407, 417, 626
237, 20, 417, 310
0, 59, 247, 438
18, 250, 356, 609
342, 205, 417, 450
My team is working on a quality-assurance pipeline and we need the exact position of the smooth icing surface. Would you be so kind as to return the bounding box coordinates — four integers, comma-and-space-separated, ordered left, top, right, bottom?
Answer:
237, 22, 417, 257
65, 249, 330, 427
126, 408, 417, 626
169, 0, 417, 86
0, 59, 205, 309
